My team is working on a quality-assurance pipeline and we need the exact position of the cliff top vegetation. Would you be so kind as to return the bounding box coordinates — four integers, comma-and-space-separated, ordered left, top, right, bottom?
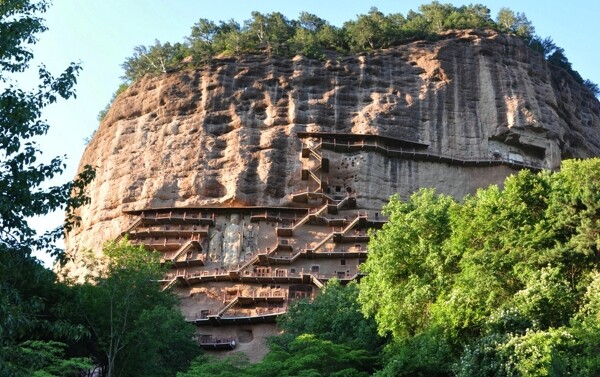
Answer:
97, 2, 598, 121
120, 3, 590, 85
121, 3, 534, 82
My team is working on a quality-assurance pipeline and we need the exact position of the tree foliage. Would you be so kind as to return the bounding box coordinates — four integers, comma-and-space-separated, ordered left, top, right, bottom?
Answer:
359, 159, 600, 376
73, 241, 199, 377
277, 280, 383, 351
0, 1, 95, 374
0, 0, 95, 257
180, 335, 374, 377
115, 3, 597, 105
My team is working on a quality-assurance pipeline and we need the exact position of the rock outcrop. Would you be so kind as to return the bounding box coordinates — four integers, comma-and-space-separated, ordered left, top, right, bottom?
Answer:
66, 29, 600, 257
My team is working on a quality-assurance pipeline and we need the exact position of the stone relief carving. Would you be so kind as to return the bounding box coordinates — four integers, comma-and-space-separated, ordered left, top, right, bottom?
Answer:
222, 214, 243, 266
242, 223, 258, 261
208, 225, 223, 262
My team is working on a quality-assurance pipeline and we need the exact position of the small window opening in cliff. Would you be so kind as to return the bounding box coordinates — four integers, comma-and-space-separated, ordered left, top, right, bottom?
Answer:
346, 187, 352, 193
336, 186, 341, 192
237, 329, 253, 343
311, 265, 320, 273
341, 259, 346, 266
290, 268, 296, 273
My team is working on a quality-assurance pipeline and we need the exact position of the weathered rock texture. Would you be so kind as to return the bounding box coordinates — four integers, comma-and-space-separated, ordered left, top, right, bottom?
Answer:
66, 28, 600, 263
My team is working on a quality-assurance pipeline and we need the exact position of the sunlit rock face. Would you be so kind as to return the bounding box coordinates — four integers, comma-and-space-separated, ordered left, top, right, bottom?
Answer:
65, 29, 600, 262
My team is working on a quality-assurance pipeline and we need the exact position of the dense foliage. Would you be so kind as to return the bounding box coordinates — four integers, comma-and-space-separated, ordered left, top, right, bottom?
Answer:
120, 3, 535, 83
360, 158, 600, 376
71, 241, 199, 377
118, 3, 593, 92
0, 0, 95, 374
276, 280, 383, 351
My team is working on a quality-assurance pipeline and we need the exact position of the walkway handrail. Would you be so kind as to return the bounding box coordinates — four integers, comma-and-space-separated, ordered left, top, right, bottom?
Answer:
320, 140, 544, 171
163, 240, 202, 263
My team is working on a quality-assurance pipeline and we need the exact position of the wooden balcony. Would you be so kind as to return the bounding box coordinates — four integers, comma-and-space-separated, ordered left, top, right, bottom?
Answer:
138, 211, 215, 226
198, 336, 236, 350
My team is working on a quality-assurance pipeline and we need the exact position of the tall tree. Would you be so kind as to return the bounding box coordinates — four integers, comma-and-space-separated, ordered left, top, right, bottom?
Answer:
0, 1, 94, 374
0, 0, 94, 257
495, 7, 534, 39
344, 7, 399, 51
359, 189, 455, 339
121, 40, 189, 83
245, 11, 293, 55
74, 241, 198, 377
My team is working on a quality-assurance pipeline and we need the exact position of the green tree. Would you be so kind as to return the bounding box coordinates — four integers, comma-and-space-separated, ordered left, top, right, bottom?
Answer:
1, 1, 94, 374
9, 341, 92, 377
419, 1, 454, 33
245, 11, 294, 55
0, 252, 92, 376
402, 10, 430, 39
1, 0, 94, 257
373, 328, 454, 377
74, 241, 199, 377
277, 280, 383, 351
289, 12, 336, 58
212, 19, 254, 56
177, 354, 251, 377
444, 4, 493, 30
495, 7, 534, 39
187, 18, 218, 62
360, 159, 600, 375
359, 189, 456, 339
344, 7, 400, 51
250, 334, 373, 377
121, 40, 189, 83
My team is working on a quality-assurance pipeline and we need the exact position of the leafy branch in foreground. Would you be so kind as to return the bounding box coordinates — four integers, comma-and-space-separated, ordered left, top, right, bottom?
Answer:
1, 1, 96, 374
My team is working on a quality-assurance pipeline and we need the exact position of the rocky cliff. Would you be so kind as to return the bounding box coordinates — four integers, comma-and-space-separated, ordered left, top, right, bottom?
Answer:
65, 29, 600, 261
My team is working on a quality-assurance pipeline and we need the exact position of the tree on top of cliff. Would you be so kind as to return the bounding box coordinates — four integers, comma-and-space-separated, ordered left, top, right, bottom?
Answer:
117, 2, 523, 84
114, 2, 596, 99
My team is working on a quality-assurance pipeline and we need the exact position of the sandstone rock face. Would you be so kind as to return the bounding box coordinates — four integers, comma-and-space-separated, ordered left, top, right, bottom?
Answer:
66, 29, 600, 263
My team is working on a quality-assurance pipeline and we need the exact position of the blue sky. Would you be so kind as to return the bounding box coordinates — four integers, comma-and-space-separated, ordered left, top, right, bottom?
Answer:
22, 0, 600, 264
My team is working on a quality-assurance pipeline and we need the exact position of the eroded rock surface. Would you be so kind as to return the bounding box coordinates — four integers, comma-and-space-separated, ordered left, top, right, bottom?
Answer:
66, 29, 600, 261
